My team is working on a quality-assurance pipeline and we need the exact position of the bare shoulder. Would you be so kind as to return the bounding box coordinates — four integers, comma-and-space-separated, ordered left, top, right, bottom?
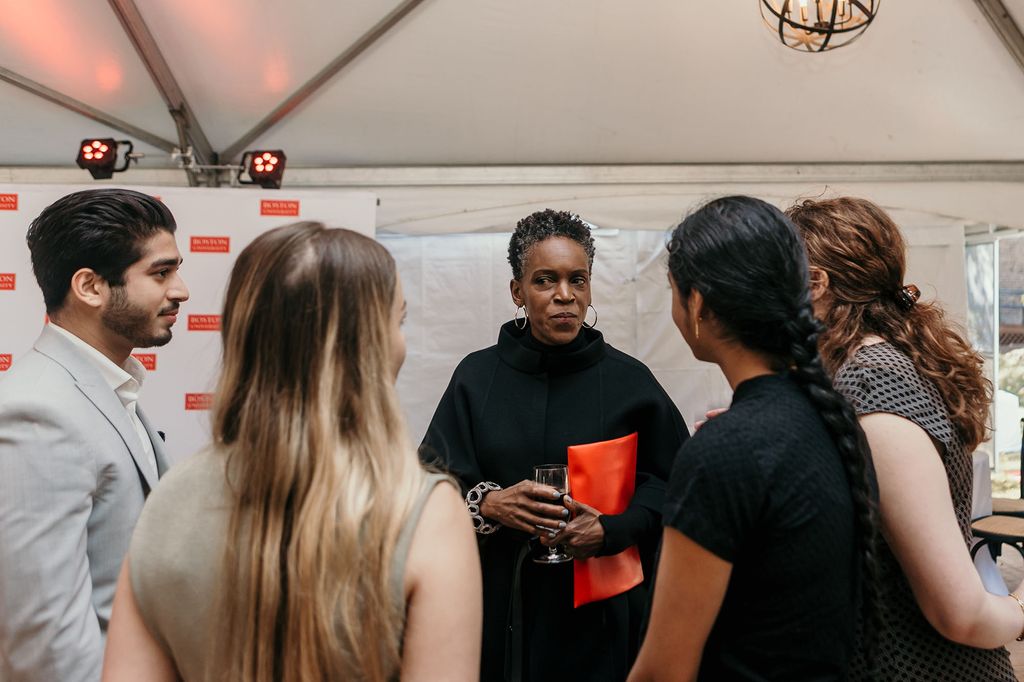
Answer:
860, 411, 932, 440
400, 478, 482, 680
859, 411, 942, 469
420, 479, 468, 526
410, 481, 472, 556
405, 479, 476, 592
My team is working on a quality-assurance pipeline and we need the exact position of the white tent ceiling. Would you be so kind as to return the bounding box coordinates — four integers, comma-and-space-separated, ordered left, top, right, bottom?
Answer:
1, 0, 1023, 229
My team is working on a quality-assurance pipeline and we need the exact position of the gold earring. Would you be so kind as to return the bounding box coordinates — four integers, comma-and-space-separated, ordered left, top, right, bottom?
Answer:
695, 316, 701, 340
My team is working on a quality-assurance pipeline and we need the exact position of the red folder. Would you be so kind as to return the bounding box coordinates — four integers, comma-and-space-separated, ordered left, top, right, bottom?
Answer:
567, 432, 643, 608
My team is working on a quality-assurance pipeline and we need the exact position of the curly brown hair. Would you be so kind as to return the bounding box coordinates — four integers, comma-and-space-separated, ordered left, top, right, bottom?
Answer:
786, 196, 991, 451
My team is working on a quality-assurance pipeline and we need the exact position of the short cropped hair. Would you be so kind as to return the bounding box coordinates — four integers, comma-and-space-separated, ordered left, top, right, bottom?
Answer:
507, 209, 595, 280
26, 189, 177, 312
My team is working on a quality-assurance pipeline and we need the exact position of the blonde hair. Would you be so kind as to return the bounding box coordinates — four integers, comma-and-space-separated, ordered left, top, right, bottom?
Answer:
208, 222, 424, 681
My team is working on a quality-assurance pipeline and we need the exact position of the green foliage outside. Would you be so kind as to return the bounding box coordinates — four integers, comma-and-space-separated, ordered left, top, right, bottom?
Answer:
1001, 348, 1024, 402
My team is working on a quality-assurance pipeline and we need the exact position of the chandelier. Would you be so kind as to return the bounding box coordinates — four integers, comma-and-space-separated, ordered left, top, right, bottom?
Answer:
760, 0, 880, 52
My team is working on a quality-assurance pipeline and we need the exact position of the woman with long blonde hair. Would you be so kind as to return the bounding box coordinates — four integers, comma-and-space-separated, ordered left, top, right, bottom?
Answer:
102, 221, 481, 681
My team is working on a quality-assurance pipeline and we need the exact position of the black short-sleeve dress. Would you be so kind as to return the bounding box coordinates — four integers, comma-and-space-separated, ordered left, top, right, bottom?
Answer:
664, 372, 860, 680
834, 342, 1015, 681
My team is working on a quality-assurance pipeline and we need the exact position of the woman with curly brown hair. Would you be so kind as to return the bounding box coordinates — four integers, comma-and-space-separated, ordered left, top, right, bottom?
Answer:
788, 196, 1020, 681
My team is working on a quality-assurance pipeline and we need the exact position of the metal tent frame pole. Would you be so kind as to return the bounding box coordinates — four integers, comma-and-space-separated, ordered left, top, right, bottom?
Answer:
107, 0, 216, 171
0, 66, 177, 154
973, 0, 1024, 76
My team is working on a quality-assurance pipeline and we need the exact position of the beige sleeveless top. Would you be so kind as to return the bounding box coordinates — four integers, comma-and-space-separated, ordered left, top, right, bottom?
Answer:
129, 449, 450, 682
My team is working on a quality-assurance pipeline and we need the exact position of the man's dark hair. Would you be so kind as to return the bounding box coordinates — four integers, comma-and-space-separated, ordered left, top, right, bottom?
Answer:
26, 189, 177, 312
507, 209, 595, 280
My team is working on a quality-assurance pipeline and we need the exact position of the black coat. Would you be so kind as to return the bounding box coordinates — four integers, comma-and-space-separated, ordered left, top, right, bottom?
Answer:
422, 321, 689, 682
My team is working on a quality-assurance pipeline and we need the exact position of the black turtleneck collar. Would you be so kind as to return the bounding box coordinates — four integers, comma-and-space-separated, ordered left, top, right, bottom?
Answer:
496, 320, 606, 375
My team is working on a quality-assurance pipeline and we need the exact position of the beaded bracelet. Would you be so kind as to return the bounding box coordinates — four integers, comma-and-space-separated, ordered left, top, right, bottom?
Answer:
1009, 592, 1024, 641
466, 481, 502, 535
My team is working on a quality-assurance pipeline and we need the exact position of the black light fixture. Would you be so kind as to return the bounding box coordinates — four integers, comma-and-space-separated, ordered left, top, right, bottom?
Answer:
239, 150, 287, 189
76, 138, 134, 179
760, 0, 879, 52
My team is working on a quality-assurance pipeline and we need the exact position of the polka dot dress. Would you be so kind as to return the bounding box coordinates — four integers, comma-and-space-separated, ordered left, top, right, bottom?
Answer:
835, 343, 1015, 681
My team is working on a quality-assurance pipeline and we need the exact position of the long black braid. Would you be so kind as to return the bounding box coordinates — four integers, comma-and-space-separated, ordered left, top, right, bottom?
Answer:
667, 195, 882, 669
783, 292, 884, 671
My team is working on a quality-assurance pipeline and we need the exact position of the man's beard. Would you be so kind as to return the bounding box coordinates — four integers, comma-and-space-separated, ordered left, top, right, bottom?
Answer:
102, 286, 173, 349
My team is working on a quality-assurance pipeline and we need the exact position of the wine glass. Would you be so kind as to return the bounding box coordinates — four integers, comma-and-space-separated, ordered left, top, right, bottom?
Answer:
533, 464, 572, 564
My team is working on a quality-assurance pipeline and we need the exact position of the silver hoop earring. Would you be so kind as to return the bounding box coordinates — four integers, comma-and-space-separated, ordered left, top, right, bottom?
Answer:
514, 305, 528, 330
582, 304, 598, 329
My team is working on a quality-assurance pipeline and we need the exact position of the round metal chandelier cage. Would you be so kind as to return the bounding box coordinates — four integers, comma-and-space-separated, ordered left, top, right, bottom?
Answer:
760, 0, 880, 52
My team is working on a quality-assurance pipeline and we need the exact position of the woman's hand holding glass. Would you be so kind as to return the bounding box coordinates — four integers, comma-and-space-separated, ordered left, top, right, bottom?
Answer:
541, 496, 605, 560
479, 480, 568, 536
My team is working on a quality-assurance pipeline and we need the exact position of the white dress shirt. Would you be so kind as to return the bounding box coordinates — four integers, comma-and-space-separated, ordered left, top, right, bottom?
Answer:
49, 323, 158, 480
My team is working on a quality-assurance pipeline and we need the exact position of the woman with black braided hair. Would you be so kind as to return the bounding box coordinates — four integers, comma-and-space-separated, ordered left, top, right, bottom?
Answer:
629, 196, 880, 681
789, 197, 1019, 681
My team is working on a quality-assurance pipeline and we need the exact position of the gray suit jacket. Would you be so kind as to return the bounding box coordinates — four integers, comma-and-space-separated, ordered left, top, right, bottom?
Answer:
0, 326, 170, 682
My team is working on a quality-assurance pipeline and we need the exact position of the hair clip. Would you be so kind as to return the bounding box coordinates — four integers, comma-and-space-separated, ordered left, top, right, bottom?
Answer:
896, 284, 920, 311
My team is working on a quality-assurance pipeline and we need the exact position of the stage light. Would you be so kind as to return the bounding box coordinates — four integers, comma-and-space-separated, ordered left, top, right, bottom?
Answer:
243, 150, 287, 189
76, 138, 134, 179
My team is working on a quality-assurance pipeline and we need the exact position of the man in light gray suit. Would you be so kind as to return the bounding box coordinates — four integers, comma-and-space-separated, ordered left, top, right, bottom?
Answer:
0, 189, 189, 681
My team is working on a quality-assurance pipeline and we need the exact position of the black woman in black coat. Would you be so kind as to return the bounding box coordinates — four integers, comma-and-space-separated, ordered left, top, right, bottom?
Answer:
422, 209, 689, 682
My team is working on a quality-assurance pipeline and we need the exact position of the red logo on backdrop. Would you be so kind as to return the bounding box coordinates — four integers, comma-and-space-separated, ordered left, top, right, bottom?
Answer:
260, 199, 300, 217
132, 353, 157, 371
0, 194, 17, 210
185, 393, 214, 410
0, 274, 15, 290
187, 314, 221, 331
190, 236, 231, 253
0, 354, 11, 371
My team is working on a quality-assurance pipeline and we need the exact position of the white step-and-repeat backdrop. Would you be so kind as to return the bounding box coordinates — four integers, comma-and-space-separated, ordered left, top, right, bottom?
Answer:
0, 184, 376, 463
